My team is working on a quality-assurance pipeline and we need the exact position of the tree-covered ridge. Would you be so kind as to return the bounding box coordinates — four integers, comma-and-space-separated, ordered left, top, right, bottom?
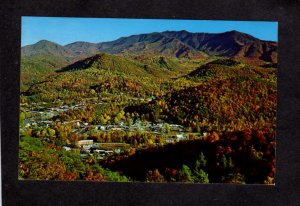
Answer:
20, 53, 202, 104
56, 53, 191, 78
125, 62, 276, 134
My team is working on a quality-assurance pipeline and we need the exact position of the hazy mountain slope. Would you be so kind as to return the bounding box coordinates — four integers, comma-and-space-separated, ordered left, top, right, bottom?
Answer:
96, 32, 203, 58
162, 30, 277, 62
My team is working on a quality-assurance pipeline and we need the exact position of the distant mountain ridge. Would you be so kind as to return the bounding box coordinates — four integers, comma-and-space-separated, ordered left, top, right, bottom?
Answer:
21, 30, 277, 63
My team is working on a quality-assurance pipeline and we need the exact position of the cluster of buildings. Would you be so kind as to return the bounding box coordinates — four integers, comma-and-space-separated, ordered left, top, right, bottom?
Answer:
93, 121, 186, 133
63, 139, 124, 160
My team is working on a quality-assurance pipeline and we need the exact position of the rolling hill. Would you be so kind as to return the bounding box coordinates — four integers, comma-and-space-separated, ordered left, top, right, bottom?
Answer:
56, 53, 193, 77
184, 58, 277, 80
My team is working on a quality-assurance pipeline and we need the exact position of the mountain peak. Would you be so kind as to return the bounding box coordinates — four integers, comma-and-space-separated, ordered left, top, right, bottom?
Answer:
163, 30, 189, 34
227, 30, 240, 33
177, 30, 189, 33
21, 39, 74, 58
35, 39, 60, 46
65, 41, 95, 46
223, 30, 257, 40
223, 30, 247, 36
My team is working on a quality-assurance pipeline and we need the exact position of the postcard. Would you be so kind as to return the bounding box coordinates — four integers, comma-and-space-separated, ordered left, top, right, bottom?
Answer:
19, 17, 277, 184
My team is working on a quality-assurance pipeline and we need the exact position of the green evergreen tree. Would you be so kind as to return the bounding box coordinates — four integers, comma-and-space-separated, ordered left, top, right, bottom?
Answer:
197, 152, 207, 168
193, 169, 209, 183
178, 165, 193, 183
193, 152, 209, 183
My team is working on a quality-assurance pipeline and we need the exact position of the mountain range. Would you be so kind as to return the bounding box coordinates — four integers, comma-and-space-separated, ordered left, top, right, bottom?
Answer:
21, 30, 278, 65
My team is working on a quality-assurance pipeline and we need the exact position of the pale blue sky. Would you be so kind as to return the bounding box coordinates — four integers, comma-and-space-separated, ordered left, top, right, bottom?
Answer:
21, 17, 278, 46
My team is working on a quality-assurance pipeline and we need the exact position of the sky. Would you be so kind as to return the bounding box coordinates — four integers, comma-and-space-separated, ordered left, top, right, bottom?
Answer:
21, 17, 278, 47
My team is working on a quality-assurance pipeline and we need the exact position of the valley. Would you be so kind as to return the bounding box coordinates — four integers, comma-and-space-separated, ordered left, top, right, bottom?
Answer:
19, 30, 277, 184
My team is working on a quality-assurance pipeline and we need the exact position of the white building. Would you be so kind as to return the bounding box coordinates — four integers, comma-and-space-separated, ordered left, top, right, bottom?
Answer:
62, 146, 71, 151
76, 140, 94, 150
